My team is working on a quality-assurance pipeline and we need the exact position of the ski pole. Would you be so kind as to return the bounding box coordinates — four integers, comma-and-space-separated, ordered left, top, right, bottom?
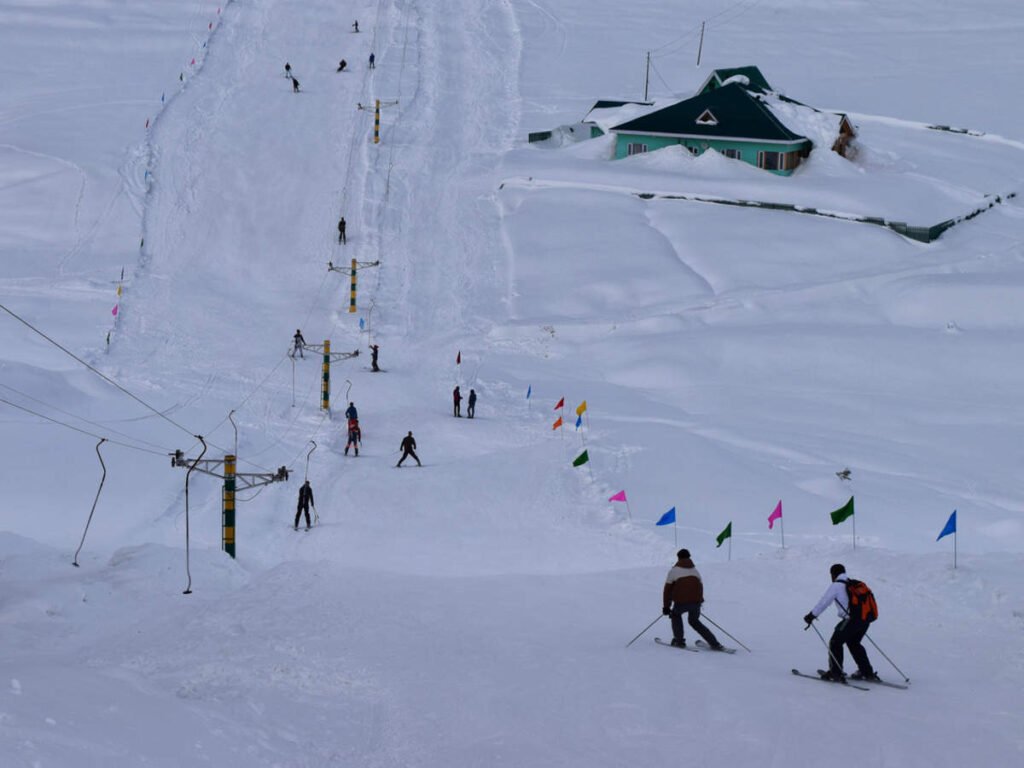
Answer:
312, 504, 319, 526
700, 612, 751, 652
625, 614, 663, 648
806, 620, 846, 674
864, 633, 910, 683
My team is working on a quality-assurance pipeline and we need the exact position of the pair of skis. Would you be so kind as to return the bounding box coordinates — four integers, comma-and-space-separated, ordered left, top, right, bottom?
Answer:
654, 638, 737, 654
791, 669, 908, 690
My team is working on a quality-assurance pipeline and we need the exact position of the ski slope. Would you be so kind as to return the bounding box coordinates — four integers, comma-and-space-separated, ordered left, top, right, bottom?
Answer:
2, 0, 1024, 765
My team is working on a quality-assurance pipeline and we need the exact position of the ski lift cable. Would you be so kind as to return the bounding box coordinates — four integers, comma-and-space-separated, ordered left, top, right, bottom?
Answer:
0, 381, 172, 454
0, 395, 169, 457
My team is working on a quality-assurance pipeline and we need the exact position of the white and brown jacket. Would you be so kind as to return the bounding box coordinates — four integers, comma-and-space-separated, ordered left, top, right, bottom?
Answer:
663, 557, 705, 610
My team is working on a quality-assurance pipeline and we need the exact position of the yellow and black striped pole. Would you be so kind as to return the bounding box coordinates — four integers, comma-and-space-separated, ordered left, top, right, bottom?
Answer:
374, 99, 381, 144
321, 339, 331, 411
349, 258, 357, 313
222, 454, 236, 558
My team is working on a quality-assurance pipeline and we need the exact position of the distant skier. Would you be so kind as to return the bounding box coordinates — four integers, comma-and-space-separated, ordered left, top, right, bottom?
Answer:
352, 20, 359, 33
290, 329, 306, 359
345, 418, 361, 456
284, 62, 292, 77
369, 344, 380, 372
368, 52, 375, 69
338, 216, 347, 244
804, 563, 878, 682
662, 549, 723, 650
291, 76, 301, 93
345, 401, 358, 421
396, 431, 421, 467
467, 389, 477, 418
337, 59, 347, 72
452, 386, 462, 417
294, 480, 314, 530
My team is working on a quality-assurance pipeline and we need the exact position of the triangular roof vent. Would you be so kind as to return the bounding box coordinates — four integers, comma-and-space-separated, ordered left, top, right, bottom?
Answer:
696, 109, 718, 126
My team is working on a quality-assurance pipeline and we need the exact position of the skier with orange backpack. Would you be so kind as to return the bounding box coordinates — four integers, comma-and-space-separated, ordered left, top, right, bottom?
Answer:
804, 563, 878, 682
345, 418, 361, 456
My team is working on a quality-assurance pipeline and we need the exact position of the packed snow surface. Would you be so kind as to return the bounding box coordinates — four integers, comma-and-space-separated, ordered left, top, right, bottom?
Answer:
2, 0, 1024, 766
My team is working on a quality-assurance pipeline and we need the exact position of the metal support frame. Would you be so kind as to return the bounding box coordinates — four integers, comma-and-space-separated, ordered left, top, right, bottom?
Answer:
171, 450, 290, 559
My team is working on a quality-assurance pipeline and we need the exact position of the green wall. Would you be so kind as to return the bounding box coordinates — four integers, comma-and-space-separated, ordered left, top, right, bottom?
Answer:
614, 133, 809, 176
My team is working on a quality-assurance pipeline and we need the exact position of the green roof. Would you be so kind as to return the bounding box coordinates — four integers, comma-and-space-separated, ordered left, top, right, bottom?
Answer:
699, 66, 772, 94
611, 83, 808, 144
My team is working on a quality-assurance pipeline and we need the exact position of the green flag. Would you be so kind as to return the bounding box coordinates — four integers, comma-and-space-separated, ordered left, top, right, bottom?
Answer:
572, 450, 589, 467
715, 522, 732, 548
830, 496, 854, 525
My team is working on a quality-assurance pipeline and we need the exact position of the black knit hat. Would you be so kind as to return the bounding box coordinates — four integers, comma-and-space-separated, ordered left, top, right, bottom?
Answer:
677, 549, 691, 560
830, 563, 846, 579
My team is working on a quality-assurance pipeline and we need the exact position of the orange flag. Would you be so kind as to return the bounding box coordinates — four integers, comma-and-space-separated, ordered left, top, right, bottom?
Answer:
552, 417, 563, 430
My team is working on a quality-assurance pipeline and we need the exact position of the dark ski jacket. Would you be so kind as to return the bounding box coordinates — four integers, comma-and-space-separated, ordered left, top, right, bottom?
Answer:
453, 387, 461, 403
345, 405, 358, 420
468, 391, 477, 406
400, 435, 416, 452
298, 483, 314, 507
662, 557, 705, 609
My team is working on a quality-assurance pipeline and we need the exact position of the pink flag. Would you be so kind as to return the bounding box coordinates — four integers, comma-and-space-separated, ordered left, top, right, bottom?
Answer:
608, 490, 627, 503
208, 22, 213, 30
768, 500, 782, 529
111, 304, 119, 317
190, 57, 196, 66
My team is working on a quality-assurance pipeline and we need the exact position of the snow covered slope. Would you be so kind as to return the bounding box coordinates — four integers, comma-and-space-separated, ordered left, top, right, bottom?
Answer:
2, 1, 1024, 765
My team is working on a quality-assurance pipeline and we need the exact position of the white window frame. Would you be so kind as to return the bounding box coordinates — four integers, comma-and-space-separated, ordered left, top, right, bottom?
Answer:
627, 142, 648, 156
722, 148, 742, 160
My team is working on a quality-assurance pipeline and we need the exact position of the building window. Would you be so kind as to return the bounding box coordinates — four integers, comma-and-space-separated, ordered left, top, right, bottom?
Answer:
627, 143, 648, 156
685, 145, 700, 156
758, 151, 781, 170
696, 109, 718, 126
722, 148, 742, 160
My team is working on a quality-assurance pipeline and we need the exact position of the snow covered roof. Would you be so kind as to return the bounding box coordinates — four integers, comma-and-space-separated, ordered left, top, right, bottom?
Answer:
612, 83, 808, 144
697, 66, 772, 95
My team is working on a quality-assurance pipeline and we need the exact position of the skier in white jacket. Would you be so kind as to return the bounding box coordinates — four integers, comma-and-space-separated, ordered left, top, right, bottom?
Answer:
804, 563, 877, 681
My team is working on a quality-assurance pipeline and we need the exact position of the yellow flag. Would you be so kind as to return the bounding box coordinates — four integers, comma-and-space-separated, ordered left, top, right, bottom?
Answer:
575, 400, 587, 416
116, 284, 123, 297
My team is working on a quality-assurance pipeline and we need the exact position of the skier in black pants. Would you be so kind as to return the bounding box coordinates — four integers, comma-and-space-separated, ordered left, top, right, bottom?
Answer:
467, 389, 477, 418
370, 344, 380, 372
337, 59, 347, 72
662, 549, 723, 649
804, 563, 878, 681
284, 62, 292, 77
345, 419, 361, 456
291, 76, 301, 93
290, 329, 306, 358
368, 52, 375, 69
338, 216, 346, 243
294, 480, 314, 530
396, 431, 421, 467
453, 386, 462, 417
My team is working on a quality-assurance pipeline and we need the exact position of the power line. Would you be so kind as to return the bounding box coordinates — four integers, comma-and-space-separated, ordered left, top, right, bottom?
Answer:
1, 302, 197, 439
0, 395, 168, 456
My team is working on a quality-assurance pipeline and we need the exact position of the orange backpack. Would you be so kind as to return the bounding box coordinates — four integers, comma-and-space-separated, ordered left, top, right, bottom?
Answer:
845, 579, 879, 623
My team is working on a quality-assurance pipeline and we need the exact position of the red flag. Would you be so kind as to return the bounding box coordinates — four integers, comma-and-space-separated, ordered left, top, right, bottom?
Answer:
552, 417, 563, 430
554, 397, 564, 410
190, 57, 196, 66
208, 22, 213, 30
456, 351, 461, 365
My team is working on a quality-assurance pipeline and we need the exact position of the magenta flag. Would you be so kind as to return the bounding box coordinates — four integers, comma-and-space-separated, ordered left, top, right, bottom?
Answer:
608, 490, 627, 503
111, 304, 119, 317
768, 500, 782, 529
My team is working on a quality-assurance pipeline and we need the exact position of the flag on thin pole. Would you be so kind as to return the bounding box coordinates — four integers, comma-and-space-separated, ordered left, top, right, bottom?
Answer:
572, 450, 588, 467
456, 351, 461, 365
830, 496, 855, 549
609, 490, 631, 520
937, 509, 957, 568
768, 500, 784, 548
575, 414, 582, 430
552, 416, 563, 431
554, 397, 564, 411
526, 385, 532, 412
576, 401, 587, 416
111, 304, 119, 317
716, 522, 732, 560
656, 507, 677, 547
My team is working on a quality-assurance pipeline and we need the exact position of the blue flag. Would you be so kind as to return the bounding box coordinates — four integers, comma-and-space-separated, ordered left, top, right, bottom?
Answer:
161, 92, 165, 103
359, 317, 365, 330
526, 385, 531, 400
575, 414, 582, 430
936, 510, 957, 541
656, 507, 676, 526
